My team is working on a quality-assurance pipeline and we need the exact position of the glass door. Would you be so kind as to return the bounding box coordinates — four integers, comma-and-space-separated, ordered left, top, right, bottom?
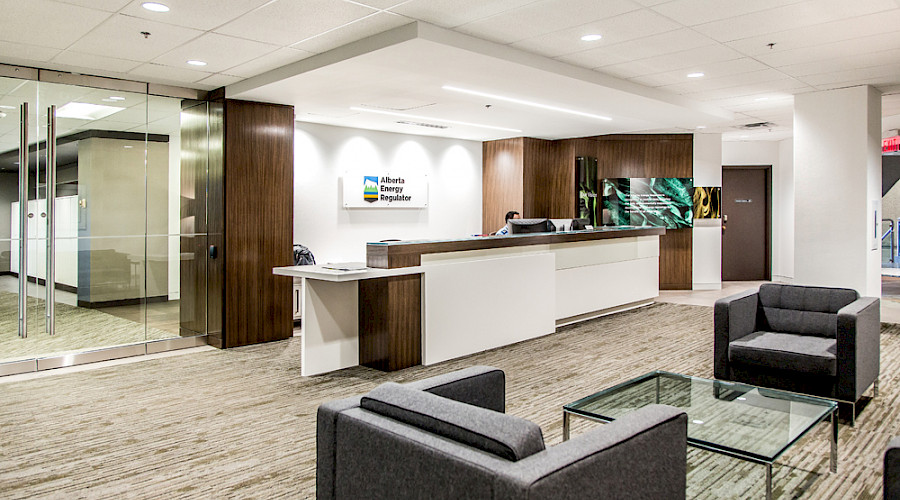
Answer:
0, 74, 211, 373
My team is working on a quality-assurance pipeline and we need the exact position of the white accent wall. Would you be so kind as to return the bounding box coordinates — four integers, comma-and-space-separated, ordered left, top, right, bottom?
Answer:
293, 122, 483, 263
722, 138, 795, 283
692, 133, 722, 289
793, 85, 881, 296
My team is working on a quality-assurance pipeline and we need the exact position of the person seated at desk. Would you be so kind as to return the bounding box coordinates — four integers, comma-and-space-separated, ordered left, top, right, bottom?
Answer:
493, 211, 520, 235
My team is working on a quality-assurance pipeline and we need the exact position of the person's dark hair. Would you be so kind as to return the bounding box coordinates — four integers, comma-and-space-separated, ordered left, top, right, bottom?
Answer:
504, 211, 519, 222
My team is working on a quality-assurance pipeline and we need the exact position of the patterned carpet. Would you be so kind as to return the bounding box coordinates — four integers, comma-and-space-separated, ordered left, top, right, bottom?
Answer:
1, 302, 897, 499
0, 291, 174, 362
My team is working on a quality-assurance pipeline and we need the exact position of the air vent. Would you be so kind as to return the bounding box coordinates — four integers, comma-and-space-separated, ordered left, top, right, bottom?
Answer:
738, 122, 776, 129
396, 120, 448, 129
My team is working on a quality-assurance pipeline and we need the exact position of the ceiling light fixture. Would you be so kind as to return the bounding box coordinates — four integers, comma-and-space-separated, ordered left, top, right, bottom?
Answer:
187, 60, 207, 66
56, 102, 125, 120
687, 72, 704, 78
580, 34, 602, 41
696, 125, 706, 129
142, 2, 170, 12
350, 106, 522, 133
108, 96, 126, 101
0, 105, 15, 110
442, 85, 612, 121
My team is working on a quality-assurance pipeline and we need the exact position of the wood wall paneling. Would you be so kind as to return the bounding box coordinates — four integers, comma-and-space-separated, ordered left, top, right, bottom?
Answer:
482, 138, 524, 233
223, 99, 294, 348
358, 275, 422, 371
522, 138, 558, 218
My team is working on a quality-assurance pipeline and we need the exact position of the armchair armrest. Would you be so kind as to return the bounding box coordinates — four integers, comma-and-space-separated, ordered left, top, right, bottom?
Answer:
836, 297, 880, 402
495, 405, 687, 500
406, 365, 506, 413
885, 437, 900, 500
714, 289, 759, 379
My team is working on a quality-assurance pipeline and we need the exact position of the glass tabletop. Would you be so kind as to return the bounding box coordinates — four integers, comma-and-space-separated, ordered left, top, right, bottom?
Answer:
564, 371, 837, 463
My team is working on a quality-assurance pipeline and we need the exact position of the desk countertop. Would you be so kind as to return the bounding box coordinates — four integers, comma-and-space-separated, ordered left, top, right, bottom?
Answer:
272, 264, 423, 282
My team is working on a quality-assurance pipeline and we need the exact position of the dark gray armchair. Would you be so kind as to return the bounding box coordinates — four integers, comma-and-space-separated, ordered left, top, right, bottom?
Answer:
886, 437, 900, 500
714, 283, 880, 423
317, 366, 688, 499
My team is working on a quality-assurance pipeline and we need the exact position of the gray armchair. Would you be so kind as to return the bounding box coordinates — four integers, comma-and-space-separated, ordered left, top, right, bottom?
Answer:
317, 366, 688, 499
714, 283, 880, 423
887, 437, 900, 500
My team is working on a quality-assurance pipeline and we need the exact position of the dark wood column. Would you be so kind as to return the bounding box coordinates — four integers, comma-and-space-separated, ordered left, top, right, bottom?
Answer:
203, 92, 294, 348
358, 275, 422, 371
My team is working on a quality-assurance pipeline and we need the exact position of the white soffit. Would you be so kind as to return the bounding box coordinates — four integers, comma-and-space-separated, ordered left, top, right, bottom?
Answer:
227, 22, 735, 141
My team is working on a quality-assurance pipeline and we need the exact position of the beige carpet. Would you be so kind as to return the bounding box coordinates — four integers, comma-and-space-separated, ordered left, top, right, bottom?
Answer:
0, 291, 174, 362
0, 302, 897, 499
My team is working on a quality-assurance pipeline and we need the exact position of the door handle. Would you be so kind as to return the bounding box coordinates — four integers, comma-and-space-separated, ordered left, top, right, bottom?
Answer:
18, 102, 28, 338
209, 245, 218, 259
46, 105, 57, 335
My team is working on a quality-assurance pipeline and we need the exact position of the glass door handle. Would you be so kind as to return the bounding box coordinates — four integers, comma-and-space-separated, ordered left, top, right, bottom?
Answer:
46, 105, 57, 335
18, 102, 28, 339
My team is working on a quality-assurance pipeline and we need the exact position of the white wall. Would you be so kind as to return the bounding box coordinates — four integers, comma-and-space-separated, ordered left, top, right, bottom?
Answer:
294, 122, 483, 263
793, 85, 881, 296
722, 138, 794, 282
692, 133, 722, 289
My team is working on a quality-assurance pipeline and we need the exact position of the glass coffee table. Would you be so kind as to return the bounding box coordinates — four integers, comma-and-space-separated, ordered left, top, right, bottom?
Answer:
563, 371, 838, 500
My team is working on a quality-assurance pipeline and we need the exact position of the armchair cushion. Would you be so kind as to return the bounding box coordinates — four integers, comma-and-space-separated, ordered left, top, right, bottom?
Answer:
758, 284, 858, 338
728, 331, 837, 376
361, 382, 545, 462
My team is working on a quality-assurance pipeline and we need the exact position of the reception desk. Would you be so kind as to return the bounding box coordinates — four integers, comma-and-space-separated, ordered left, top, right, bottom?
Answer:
274, 227, 664, 376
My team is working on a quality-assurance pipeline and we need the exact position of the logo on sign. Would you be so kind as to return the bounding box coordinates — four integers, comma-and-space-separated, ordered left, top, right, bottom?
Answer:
363, 176, 379, 202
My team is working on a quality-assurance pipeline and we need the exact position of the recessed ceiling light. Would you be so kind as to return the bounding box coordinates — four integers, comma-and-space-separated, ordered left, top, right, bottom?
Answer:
696, 125, 706, 129
56, 102, 125, 120
142, 2, 170, 12
108, 96, 126, 101
0, 105, 15, 110
443, 85, 612, 121
350, 106, 522, 133
687, 72, 704, 78
187, 60, 207, 66
580, 34, 602, 41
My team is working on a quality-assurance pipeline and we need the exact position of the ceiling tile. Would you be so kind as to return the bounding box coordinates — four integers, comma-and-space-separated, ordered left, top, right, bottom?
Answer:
798, 65, 900, 87
51, 50, 142, 73
67, 14, 203, 61
353, 0, 411, 8
196, 73, 245, 88
391, 0, 539, 29
0, 0, 112, 50
291, 12, 410, 54
0, 41, 61, 63
513, 9, 682, 57
756, 30, 900, 68
119, 0, 272, 31
777, 48, 900, 78
456, 0, 641, 45
650, 0, 805, 26
590, 29, 716, 61
556, 49, 631, 69
597, 44, 744, 77
128, 62, 212, 84
224, 47, 315, 78
51, 0, 132, 12
692, 0, 898, 43
725, 10, 900, 57
658, 68, 793, 94
152, 33, 278, 74
215, 0, 378, 46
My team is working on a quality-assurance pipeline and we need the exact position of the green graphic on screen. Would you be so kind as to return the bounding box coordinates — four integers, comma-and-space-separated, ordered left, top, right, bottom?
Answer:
602, 177, 693, 228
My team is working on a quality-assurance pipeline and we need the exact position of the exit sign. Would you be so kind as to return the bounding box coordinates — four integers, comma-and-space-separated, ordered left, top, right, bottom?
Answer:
884, 136, 900, 153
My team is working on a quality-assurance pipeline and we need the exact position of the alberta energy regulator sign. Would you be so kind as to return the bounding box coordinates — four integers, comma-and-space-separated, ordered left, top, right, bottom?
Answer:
343, 172, 428, 208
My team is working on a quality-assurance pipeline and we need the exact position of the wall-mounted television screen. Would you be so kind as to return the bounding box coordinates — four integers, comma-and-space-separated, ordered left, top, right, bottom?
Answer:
601, 177, 693, 228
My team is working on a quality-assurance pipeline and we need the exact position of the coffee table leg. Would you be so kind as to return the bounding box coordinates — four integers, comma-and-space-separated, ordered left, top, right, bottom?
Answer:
765, 463, 772, 500
830, 410, 838, 473
563, 411, 570, 442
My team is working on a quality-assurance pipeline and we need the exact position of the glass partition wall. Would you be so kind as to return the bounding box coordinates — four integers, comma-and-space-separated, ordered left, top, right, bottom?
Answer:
0, 74, 211, 375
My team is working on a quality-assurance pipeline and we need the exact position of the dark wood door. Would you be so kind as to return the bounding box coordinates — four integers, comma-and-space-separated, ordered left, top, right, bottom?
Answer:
722, 166, 771, 281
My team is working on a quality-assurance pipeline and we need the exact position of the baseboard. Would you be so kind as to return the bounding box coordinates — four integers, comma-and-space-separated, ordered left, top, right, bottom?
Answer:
660, 283, 692, 290
555, 299, 655, 328
77, 295, 168, 309
8, 273, 78, 293
692, 283, 722, 290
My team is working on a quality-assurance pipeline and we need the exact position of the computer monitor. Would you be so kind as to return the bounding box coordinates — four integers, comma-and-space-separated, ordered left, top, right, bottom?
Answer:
509, 218, 549, 234
571, 218, 591, 230
548, 219, 573, 232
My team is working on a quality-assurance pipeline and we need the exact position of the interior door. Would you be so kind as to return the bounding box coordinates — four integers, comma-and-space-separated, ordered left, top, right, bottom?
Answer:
722, 166, 771, 281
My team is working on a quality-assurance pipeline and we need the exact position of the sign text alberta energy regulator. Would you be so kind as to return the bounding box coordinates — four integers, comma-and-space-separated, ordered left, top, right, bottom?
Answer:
344, 172, 428, 208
